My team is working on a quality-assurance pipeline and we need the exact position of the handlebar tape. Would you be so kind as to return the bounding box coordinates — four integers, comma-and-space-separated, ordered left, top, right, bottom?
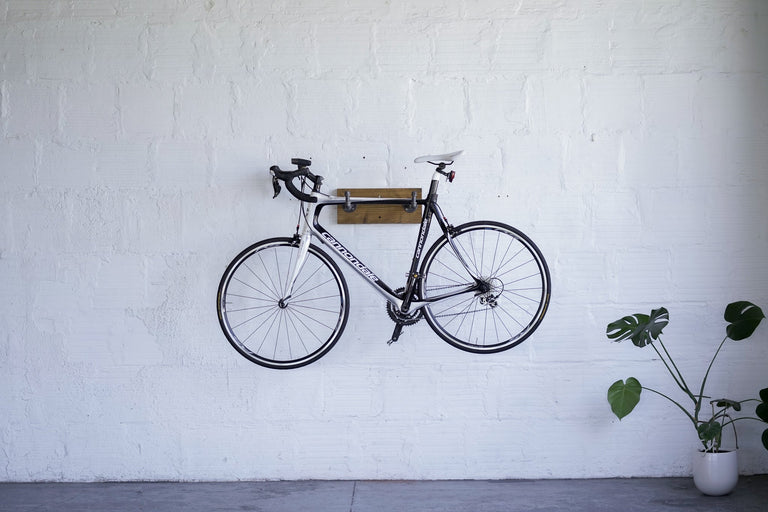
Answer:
269, 165, 320, 203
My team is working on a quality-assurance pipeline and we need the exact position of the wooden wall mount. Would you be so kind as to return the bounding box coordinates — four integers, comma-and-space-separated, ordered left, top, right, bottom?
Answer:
335, 188, 422, 224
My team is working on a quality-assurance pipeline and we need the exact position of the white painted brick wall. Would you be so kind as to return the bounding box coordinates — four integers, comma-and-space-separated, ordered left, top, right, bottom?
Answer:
1, 0, 767, 481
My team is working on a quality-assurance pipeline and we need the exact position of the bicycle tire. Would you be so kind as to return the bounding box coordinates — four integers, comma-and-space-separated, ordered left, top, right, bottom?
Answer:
419, 221, 550, 353
217, 237, 349, 369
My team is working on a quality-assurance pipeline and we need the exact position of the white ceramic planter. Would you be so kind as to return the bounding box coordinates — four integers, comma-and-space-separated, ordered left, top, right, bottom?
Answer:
692, 450, 739, 496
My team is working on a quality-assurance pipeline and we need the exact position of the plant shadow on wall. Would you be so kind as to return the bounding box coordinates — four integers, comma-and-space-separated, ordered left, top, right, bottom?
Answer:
605, 301, 768, 495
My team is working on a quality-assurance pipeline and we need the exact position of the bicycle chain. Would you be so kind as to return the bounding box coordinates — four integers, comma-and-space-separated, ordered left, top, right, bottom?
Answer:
423, 282, 500, 319
423, 282, 473, 292
433, 308, 490, 319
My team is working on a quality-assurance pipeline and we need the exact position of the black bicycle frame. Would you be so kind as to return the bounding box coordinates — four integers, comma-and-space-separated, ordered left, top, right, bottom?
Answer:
305, 177, 480, 314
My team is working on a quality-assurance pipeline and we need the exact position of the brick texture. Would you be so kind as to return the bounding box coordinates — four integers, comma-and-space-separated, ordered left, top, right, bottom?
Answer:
1, 0, 767, 481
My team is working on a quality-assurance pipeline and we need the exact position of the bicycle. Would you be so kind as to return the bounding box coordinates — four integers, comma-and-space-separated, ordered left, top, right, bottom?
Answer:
216, 150, 551, 369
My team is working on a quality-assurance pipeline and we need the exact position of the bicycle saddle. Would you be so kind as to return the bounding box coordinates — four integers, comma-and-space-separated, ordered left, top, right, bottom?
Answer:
414, 150, 464, 164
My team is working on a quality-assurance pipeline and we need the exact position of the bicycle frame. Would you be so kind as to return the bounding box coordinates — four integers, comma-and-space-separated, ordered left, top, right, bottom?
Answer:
285, 171, 480, 314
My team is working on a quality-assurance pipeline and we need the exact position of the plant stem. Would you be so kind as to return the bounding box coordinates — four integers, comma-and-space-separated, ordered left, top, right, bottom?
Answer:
695, 335, 729, 422
728, 414, 738, 449
721, 416, 764, 429
650, 339, 695, 403
711, 403, 723, 451
642, 386, 697, 427
658, 338, 694, 396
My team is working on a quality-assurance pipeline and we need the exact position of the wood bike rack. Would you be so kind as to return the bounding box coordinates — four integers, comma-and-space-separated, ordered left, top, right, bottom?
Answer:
335, 188, 422, 224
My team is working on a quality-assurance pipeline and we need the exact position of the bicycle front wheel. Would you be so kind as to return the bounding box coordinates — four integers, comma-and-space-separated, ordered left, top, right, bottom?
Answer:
217, 237, 349, 369
420, 221, 550, 353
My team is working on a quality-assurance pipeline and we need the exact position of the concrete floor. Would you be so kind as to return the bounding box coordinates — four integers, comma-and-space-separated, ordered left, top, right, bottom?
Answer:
1, 476, 767, 512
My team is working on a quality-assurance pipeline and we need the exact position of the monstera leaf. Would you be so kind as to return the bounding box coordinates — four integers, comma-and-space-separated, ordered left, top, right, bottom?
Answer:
713, 398, 741, 412
758, 390, 768, 450
757, 388, 768, 422
757, 388, 768, 451
607, 378, 642, 420
724, 301, 765, 340
698, 419, 722, 444
607, 308, 669, 347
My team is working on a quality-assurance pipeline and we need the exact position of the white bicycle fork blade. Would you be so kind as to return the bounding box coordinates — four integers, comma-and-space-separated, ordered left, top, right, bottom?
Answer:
284, 234, 311, 299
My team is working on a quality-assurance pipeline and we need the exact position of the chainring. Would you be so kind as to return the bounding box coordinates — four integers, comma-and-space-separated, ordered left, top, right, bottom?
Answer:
386, 287, 423, 326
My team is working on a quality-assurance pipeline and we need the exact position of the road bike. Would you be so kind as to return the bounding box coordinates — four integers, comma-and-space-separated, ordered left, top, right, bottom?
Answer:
217, 150, 551, 369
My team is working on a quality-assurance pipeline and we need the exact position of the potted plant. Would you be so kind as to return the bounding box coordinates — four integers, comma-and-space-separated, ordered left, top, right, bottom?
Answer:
605, 301, 768, 495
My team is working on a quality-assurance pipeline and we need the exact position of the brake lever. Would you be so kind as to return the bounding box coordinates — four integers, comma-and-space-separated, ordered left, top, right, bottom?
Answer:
272, 175, 282, 198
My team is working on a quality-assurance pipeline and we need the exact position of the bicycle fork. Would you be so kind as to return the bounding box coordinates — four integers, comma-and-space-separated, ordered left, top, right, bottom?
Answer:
282, 226, 312, 303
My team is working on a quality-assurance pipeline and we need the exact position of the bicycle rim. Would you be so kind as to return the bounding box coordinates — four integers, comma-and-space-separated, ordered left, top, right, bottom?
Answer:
420, 221, 550, 353
217, 237, 349, 369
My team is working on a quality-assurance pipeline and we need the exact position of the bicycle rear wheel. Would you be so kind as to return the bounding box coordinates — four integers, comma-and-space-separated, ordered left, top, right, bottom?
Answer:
420, 221, 550, 353
217, 237, 349, 369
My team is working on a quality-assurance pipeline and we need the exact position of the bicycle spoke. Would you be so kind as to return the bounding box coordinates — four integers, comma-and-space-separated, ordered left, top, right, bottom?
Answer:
488, 305, 516, 341
494, 256, 535, 281
494, 300, 528, 330
284, 308, 311, 355
489, 230, 500, 278
425, 262, 472, 287
291, 274, 337, 301
237, 268, 280, 301
252, 304, 282, 353
289, 303, 340, 332
272, 248, 284, 298
273, 308, 285, 359
479, 228, 486, 275
290, 261, 327, 298
284, 306, 326, 345
254, 253, 281, 299
505, 285, 545, 303
230, 304, 280, 330
499, 294, 538, 320
288, 302, 343, 315
227, 293, 275, 313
